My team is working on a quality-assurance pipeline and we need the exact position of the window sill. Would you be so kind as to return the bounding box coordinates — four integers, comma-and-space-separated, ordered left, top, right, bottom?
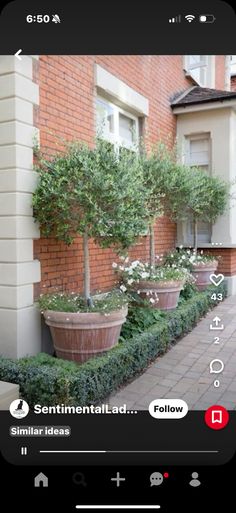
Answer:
176, 242, 236, 249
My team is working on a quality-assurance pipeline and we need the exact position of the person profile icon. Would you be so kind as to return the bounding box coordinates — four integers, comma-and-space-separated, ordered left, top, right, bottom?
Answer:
189, 472, 201, 487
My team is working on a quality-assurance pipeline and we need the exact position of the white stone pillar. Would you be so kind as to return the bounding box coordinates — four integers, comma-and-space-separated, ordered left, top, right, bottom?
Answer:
0, 56, 41, 358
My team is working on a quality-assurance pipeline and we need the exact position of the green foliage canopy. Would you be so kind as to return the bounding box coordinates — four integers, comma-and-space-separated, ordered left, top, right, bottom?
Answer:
32, 140, 149, 250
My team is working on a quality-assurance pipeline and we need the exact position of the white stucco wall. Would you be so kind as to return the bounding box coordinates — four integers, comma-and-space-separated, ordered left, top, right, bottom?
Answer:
0, 56, 41, 358
175, 106, 236, 247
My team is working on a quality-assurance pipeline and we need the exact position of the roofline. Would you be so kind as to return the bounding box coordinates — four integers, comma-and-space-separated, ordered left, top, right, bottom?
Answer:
172, 98, 236, 114
171, 94, 236, 109
171, 86, 197, 106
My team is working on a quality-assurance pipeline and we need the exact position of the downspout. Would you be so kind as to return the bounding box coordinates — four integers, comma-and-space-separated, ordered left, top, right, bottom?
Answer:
225, 55, 231, 91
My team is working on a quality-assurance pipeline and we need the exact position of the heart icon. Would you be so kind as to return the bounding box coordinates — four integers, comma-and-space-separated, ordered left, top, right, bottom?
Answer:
210, 273, 224, 287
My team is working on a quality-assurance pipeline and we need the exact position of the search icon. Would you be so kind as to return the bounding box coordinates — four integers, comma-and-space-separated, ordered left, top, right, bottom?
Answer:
72, 472, 87, 487
209, 359, 224, 374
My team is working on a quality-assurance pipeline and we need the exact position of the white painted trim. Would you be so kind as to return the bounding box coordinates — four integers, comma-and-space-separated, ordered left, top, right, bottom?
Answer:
0, 145, 33, 170
0, 261, 40, 285
184, 55, 215, 88
0, 169, 38, 193
172, 100, 236, 115
0, 56, 41, 357
0, 240, 33, 262
0, 305, 41, 358
95, 64, 149, 116
0, 98, 33, 124
0, 284, 33, 309
0, 381, 19, 410
0, 192, 33, 216
96, 95, 139, 150
0, 121, 37, 148
225, 275, 236, 295
0, 73, 39, 104
0, 55, 33, 79
0, 217, 40, 239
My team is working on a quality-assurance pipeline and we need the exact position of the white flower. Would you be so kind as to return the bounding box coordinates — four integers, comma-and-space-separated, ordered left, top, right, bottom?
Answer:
127, 278, 134, 285
120, 284, 127, 292
128, 270, 133, 276
181, 255, 186, 260
119, 265, 124, 271
112, 262, 118, 269
137, 290, 141, 294
141, 272, 149, 279
131, 260, 140, 268
149, 298, 155, 304
179, 245, 183, 249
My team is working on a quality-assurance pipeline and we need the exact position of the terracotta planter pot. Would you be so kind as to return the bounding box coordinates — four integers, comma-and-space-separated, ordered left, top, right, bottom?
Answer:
134, 280, 185, 311
192, 260, 218, 291
43, 306, 128, 363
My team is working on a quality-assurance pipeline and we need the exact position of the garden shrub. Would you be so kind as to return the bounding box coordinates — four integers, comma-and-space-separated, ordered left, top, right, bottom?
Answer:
0, 283, 227, 406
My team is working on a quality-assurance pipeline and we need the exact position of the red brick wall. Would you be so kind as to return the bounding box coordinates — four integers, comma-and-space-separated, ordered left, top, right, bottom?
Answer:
231, 76, 236, 91
215, 56, 226, 89
207, 248, 236, 276
34, 55, 231, 296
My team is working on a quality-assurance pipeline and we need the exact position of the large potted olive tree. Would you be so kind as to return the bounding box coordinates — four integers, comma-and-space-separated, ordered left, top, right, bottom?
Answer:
166, 165, 229, 290
33, 140, 148, 362
185, 168, 228, 289
116, 144, 190, 310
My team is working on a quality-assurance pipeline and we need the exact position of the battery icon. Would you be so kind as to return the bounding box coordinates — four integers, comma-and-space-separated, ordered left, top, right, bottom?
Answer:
199, 14, 216, 23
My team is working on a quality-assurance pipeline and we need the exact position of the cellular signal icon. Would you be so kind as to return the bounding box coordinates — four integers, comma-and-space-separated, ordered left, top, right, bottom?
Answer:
52, 14, 61, 23
169, 15, 181, 23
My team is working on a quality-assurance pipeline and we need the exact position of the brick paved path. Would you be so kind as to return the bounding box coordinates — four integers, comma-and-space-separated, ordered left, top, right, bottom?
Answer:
108, 296, 236, 410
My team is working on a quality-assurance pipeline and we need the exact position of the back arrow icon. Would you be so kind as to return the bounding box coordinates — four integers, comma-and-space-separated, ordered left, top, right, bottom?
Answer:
14, 49, 22, 60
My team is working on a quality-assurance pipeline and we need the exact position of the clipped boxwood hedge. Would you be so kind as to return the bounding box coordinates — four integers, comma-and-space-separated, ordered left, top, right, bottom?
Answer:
0, 284, 227, 406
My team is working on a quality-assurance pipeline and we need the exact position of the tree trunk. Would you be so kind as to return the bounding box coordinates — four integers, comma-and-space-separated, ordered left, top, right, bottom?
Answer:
83, 228, 92, 306
149, 221, 155, 277
193, 217, 198, 252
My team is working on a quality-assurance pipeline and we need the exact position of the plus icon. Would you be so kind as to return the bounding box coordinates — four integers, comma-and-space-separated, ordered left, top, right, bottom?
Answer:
110, 472, 126, 487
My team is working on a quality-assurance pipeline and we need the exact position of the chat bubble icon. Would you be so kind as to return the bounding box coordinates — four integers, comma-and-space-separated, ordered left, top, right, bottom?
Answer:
209, 359, 224, 374
150, 472, 163, 486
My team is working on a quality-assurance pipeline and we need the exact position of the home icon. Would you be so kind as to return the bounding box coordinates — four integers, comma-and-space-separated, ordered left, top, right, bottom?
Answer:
34, 472, 48, 488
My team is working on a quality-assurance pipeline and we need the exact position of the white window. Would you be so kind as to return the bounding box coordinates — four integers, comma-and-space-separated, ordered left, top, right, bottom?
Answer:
184, 55, 214, 87
230, 55, 236, 76
96, 96, 139, 150
186, 135, 210, 170
185, 134, 212, 243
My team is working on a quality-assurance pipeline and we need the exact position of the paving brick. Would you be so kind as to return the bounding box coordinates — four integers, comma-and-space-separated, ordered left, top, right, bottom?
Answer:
110, 298, 236, 409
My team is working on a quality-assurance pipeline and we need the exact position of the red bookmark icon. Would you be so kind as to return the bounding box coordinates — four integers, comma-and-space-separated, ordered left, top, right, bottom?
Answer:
205, 405, 229, 430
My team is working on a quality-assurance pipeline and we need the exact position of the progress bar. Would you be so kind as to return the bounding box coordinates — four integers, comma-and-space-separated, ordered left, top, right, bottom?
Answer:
40, 450, 219, 454
75, 507, 161, 510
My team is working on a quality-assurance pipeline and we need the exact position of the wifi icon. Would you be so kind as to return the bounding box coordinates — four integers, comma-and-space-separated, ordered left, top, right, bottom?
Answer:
185, 14, 196, 22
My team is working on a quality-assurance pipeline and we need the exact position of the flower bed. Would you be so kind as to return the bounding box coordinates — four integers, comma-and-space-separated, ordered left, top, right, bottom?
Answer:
0, 283, 227, 407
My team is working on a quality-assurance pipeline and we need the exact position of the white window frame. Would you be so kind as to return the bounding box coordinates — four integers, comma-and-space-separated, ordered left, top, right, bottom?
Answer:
184, 55, 215, 88
230, 55, 236, 76
184, 133, 212, 244
184, 133, 211, 169
96, 95, 139, 151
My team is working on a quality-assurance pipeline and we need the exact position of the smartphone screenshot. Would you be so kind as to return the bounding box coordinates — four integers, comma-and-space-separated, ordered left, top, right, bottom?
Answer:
0, 0, 236, 510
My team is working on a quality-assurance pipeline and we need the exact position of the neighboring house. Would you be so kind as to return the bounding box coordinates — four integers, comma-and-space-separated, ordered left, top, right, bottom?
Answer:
0, 55, 236, 359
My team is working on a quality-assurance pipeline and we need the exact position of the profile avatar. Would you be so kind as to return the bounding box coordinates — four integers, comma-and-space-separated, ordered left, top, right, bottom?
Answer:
9, 399, 29, 419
